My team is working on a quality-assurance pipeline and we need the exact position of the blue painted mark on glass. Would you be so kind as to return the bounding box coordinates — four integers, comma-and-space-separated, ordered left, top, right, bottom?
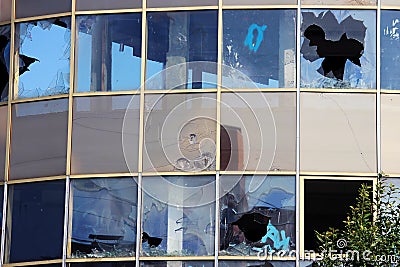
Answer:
244, 24, 267, 53
261, 221, 290, 250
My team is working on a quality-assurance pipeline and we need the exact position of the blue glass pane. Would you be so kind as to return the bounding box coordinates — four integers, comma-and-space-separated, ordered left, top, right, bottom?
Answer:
15, 17, 71, 99
223, 10, 296, 88
76, 14, 142, 92
381, 10, 400, 89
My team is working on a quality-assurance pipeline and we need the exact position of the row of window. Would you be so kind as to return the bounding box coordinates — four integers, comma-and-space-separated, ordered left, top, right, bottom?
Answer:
1, 9, 400, 101
1, 92, 400, 181
0, 175, 386, 264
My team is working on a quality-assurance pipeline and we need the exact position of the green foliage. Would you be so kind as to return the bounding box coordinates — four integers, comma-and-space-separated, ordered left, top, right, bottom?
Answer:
313, 179, 400, 267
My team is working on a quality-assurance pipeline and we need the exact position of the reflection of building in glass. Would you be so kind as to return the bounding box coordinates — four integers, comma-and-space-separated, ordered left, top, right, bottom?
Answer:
0, 1, 399, 267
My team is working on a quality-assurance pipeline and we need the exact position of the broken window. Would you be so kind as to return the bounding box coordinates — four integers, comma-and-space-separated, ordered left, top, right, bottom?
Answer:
304, 179, 372, 250
140, 262, 213, 267
302, 0, 375, 5
9, 98, 68, 180
143, 93, 217, 172
381, 95, 400, 173
15, 0, 70, 19
222, 10, 296, 88
76, 0, 141, 11
146, 11, 218, 90
71, 95, 140, 174
75, 14, 142, 92
69, 263, 134, 267
381, 11, 400, 89
0, 0, 12, 21
14, 17, 71, 99
0, 25, 10, 101
300, 93, 376, 173
220, 92, 296, 171
219, 175, 295, 256
147, 0, 217, 8
5, 180, 65, 263
70, 178, 138, 258
300, 10, 376, 89
141, 176, 215, 256
0, 105, 6, 181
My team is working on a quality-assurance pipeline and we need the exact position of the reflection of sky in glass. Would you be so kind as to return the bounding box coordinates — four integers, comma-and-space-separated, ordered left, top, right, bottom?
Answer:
17, 22, 70, 98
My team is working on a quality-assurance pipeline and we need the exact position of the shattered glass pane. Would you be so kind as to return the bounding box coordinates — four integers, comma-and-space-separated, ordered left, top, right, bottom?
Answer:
140, 261, 213, 267
220, 93, 296, 171
141, 176, 215, 257
0, 25, 10, 101
76, 14, 142, 92
381, 11, 400, 89
219, 261, 295, 267
70, 263, 134, 267
76, 0, 141, 11
70, 178, 138, 258
14, 17, 71, 99
0, 105, 6, 181
15, 0, 70, 19
146, 11, 217, 90
9, 98, 68, 180
300, 10, 376, 89
148, 0, 217, 8
219, 176, 295, 256
223, 10, 296, 88
71, 95, 140, 174
143, 93, 217, 172
0, 0, 11, 21
300, 93, 376, 173
6, 180, 65, 263
302, 0, 375, 5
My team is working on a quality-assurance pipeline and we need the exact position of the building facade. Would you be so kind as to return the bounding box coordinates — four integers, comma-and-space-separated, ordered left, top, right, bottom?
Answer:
0, 0, 399, 266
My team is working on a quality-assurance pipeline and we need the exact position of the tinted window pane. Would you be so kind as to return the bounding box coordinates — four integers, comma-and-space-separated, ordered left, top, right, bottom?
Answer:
148, 0, 217, 8
71, 263, 134, 267
220, 176, 295, 256
77, 0, 141, 11
0, 25, 10, 101
76, 14, 142, 92
141, 176, 215, 256
0, 105, 6, 181
16, 0, 70, 18
301, 10, 376, 89
302, 0, 375, 4
70, 178, 137, 258
223, 10, 296, 89
143, 93, 217, 172
0, 0, 11, 21
146, 11, 218, 90
15, 18, 71, 99
219, 261, 295, 267
140, 262, 213, 267
71, 95, 140, 174
304, 179, 372, 250
221, 93, 295, 171
382, 0, 399, 5
300, 93, 376, 173
7, 180, 65, 263
382, 94, 400, 173
10, 99, 68, 180
381, 11, 400, 90
223, 0, 296, 5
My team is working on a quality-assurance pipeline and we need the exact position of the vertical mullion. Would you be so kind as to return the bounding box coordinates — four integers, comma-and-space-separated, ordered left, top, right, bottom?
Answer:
135, 173, 143, 266
376, 0, 381, 176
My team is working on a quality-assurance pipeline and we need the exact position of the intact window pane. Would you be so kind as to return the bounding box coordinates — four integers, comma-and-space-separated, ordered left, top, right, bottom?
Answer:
14, 17, 71, 99
223, 0, 296, 5
143, 93, 216, 172
15, 0, 71, 19
222, 10, 296, 89
382, 0, 399, 5
0, 25, 10, 102
219, 176, 295, 256
6, 180, 65, 263
302, 0, 375, 4
300, 10, 376, 89
381, 94, 400, 174
76, 14, 142, 92
71, 95, 140, 174
140, 262, 213, 267
141, 176, 215, 256
10, 99, 68, 180
70, 178, 138, 258
381, 11, 400, 90
221, 92, 295, 171
146, 11, 218, 90
148, 0, 217, 8
76, 0, 141, 11
0, 105, 6, 181
304, 179, 372, 250
0, 0, 11, 21
219, 261, 295, 267
300, 93, 376, 173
